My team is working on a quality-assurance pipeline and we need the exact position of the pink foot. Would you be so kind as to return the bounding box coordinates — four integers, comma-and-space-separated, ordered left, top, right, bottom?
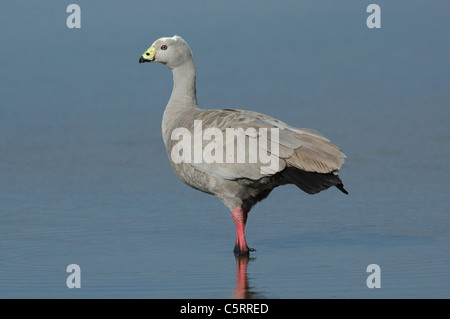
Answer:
231, 208, 255, 255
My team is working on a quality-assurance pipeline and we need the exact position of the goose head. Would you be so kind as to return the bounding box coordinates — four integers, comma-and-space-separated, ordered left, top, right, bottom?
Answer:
139, 35, 193, 69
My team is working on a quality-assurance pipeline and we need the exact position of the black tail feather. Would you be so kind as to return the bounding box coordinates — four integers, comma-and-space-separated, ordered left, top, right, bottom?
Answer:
281, 167, 348, 195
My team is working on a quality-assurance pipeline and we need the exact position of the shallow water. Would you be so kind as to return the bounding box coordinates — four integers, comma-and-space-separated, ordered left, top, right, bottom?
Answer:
1, 1, 449, 298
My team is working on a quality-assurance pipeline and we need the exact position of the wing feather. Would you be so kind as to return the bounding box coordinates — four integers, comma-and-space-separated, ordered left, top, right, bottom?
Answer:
170, 108, 345, 180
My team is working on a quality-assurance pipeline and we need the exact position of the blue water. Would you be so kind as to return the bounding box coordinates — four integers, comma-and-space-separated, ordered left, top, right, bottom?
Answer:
1, 1, 449, 298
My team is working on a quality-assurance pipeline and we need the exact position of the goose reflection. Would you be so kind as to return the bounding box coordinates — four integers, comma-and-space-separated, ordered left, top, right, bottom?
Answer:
233, 255, 264, 299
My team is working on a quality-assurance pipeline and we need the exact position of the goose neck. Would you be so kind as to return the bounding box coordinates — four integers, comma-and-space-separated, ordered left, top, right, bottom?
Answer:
168, 60, 197, 108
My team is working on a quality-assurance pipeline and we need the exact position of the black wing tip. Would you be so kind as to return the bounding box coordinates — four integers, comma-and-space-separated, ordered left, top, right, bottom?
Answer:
336, 183, 349, 195
281, 166, 348, 195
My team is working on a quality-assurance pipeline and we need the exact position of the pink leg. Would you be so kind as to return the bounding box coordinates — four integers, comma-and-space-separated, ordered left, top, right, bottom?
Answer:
231, 208, 255, 255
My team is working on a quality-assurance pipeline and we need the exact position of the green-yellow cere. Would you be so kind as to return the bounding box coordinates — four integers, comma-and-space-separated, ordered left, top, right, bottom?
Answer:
142, 46, 155, 61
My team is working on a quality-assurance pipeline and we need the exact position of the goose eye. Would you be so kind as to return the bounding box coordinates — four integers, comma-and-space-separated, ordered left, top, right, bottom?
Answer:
161, 45, 168, 50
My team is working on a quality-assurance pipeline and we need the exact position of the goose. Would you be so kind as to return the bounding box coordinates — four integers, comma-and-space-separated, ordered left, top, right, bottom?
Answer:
139, 35, 348, 255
